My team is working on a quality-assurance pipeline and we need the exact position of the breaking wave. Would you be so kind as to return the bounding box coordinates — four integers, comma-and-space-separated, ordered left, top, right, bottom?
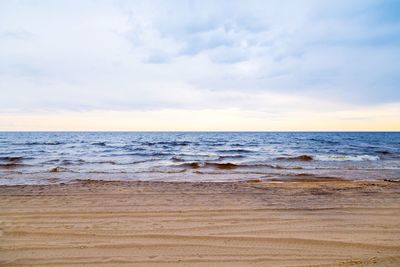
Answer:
314, 155, 380, 161
276, 154, 380, 162
276, 155, 314, 161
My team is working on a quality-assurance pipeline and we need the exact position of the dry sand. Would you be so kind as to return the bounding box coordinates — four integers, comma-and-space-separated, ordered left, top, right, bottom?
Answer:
0, 179, 400, 266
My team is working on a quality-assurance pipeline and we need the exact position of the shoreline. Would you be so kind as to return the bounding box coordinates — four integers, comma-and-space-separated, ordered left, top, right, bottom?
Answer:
2, 174, 397, 187
1, 179, 400, 266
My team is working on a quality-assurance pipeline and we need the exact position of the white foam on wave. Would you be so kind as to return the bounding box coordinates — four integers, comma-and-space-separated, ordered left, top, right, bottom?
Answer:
314, 155, 380, 162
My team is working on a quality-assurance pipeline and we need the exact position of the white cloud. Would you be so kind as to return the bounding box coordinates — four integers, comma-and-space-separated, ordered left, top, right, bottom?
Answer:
0, 0, 399, 130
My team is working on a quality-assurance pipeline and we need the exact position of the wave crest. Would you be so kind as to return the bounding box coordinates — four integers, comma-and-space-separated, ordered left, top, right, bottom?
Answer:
277, 155, 313, 161
315, 155, 379, 161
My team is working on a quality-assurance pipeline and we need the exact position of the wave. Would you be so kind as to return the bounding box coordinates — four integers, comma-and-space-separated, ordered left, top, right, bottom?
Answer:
91, 142, 150, 152
171, 152, 219, 159
19, 141, 63, 146
178, 162, 243, 170
375, 150, 392, 155
49, 166, 70, 172
314, 155, 379, 162
127, 147, 146, 151
177, 162, 299, 170
42, 159, 87, 165
309, 138, 340, 145
219, 155, 245, 160
140, 141, 191, 146
205, 162, 240, 170
0, 163, 27, 169
105, 152, 172, 157
276, 155, 314, 161
90, 159, 156, 165
160, 141, 191, 146
374, 150, 400, 158
216, 149, 254, 153
140, 169, 187, 174
56, 158, 159, 166
171, 156, 185, 162
92, 142, 107, 146
179, 162, 202, 169
139, 152, 172, 157
177, 162, 241, 170
60, 159, 86, 165
276, 154, 380, 162
230, 143, 246, 147
171, 154, 243, 162
0, 156, 25, 162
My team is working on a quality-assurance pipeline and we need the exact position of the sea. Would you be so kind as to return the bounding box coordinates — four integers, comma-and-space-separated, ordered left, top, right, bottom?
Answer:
0, 132, 399, 185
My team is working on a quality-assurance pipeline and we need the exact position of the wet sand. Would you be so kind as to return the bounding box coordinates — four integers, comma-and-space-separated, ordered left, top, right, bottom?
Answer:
0, 179, 400, 266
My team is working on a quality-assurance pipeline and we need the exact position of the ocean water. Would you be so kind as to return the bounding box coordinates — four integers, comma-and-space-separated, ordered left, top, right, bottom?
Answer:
0, 132, 399, 185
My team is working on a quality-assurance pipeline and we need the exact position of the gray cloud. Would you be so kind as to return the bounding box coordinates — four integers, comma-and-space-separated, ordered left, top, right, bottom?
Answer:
0, 0, 399, 114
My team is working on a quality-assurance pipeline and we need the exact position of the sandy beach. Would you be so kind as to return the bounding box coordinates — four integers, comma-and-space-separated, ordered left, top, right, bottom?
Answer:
1, 179, 400, 266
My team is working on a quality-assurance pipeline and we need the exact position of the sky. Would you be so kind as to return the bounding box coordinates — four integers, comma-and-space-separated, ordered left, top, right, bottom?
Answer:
1, 0, 399, 131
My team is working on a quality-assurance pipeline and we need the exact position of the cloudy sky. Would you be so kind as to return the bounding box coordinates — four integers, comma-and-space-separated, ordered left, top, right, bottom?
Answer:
1, 0, 399, 130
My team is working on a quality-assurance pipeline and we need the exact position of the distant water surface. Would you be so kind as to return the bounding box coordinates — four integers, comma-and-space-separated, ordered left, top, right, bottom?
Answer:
0, 132, 399, 185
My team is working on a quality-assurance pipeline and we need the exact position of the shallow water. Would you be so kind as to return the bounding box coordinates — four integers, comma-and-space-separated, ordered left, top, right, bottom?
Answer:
0, 132, 399, 185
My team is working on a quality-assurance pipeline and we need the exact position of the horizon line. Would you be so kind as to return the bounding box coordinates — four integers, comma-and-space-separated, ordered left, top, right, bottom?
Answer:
1, 130, 399, 133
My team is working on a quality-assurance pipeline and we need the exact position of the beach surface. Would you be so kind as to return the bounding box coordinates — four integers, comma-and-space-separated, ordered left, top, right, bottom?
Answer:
1, 179, 400, 266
